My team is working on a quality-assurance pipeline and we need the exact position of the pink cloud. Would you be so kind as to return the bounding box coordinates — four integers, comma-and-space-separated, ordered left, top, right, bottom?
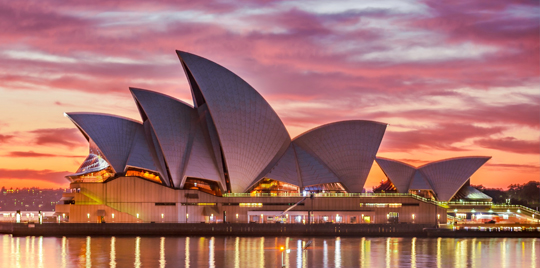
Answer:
0, 168, 71, 185
0, 134, 14, 144
6, 151, 84, 158
379, 123, 505, 153
30, 128, 87, 149
475, 137, 540, 154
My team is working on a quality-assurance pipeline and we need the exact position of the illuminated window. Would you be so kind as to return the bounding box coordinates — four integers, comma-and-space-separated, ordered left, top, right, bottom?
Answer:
125, 168, 161, 183
249, 178, 300, 194
67, 167, 115, 183
68, 141, 113, 183
361, 203, 402, 208
303, 183, 347, 193
239, 203, 263, 207
183, 177, 223, 196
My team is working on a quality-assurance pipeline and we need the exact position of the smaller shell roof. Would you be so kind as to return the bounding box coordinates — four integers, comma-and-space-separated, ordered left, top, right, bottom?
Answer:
375, 157, 416, 193
409, 171, 432, 190
65, 112, 142, 173
294, 120, 387, 193
376, 156, 491, 201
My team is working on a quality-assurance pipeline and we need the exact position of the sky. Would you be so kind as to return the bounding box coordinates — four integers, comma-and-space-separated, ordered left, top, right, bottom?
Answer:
0, 0, 538, 190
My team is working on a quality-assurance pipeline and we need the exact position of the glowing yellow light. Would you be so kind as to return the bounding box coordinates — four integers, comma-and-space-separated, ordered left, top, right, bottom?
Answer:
137, 213, 139, 218
437, 214, 440, 219
87, 213, 90, 218
280, 246, 285, 251
236, 214, 239, 219
161, 214, 164, 218
186, 214, 189, 219
412, 214, 415, 220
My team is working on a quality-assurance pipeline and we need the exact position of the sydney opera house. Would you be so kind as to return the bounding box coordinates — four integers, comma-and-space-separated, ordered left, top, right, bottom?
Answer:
55, 51, 533, 225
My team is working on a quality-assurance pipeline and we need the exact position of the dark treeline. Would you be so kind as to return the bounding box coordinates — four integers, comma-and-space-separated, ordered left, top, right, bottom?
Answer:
472, 181, 540, 210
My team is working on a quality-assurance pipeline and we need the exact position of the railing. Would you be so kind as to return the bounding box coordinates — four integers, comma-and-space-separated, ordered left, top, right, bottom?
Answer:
223, 192, 417, 198
221, 192, 444, 206
491, 204, 539, 215
441, 201, 494, 206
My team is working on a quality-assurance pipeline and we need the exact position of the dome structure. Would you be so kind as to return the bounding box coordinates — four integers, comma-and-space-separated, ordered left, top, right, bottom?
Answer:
65, 51, 387, 194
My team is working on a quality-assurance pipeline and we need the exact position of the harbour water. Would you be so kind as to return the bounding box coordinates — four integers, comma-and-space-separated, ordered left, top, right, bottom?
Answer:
1, 235, 538, 267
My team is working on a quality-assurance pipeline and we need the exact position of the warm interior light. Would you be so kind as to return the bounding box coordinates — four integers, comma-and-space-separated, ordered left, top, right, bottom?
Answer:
87, 213, 90, 218
437, 214, 440, 219
236, 214, 239, 219
280, 246, 285, 251
412, 214, 415, 219
137, 213, 139, 218
161, 214, 164, 218
112, 213, 115, 218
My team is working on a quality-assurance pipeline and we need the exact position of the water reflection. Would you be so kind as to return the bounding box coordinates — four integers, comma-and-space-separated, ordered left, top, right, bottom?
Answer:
323, 240, 328, 267
411, 237, 416, 268
234, 237, 239, 268
160, 237, 166, 268
0, 235, 539, 267
209, 237, 215, 268
185, 236, 190, 267
85, 236, 90, 268
61, 236, 66, 268
335, 237, 341, 268
532, 238, 537, 268
437, 237, 441, 268
385, 237, 390, 268
110, 237, 116, 268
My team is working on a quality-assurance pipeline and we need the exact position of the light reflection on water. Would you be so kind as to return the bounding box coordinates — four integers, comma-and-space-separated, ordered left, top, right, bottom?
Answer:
0, 235, 538, 268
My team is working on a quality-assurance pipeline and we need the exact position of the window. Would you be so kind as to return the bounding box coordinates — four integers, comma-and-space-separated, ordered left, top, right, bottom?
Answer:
126, 168, 161, 183
361, 203, 402, 208
388, 212, 399, 223
239, 203, 263, 207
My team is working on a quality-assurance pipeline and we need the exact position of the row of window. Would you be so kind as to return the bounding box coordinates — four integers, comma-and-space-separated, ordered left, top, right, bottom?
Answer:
160, 202, 305, 207
359, 203, 420, 208
157, 202, 419, 207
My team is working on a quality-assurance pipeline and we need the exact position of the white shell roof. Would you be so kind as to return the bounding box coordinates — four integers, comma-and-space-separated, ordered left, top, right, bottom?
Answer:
259, 144, 301, 188
293, 143, 340, 187
418, 156, 491, 201
130, 88, 197, 188
409, 171, 432, 190
177, 51, 291, 193
294, 120, 387, 193
66, 113, 141, 173
375, 157, 416, 193
125, 125, 159, 174
183, 118, 225, 187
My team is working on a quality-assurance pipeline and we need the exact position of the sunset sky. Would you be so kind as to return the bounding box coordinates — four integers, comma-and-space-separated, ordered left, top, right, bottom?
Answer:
0, 0, 538, 190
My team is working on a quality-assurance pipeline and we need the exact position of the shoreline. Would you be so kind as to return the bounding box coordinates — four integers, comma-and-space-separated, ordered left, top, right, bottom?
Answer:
1, 222, 538, 238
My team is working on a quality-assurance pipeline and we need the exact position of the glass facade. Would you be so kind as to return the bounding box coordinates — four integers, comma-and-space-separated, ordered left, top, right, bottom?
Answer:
75, 140, 110, 174
67, 167, 115, 183
183, 177, 223, 196
125, 168, 161, 183
303, 183, 347, 193
249, 178, 300, 194
409, 189, 435, 200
